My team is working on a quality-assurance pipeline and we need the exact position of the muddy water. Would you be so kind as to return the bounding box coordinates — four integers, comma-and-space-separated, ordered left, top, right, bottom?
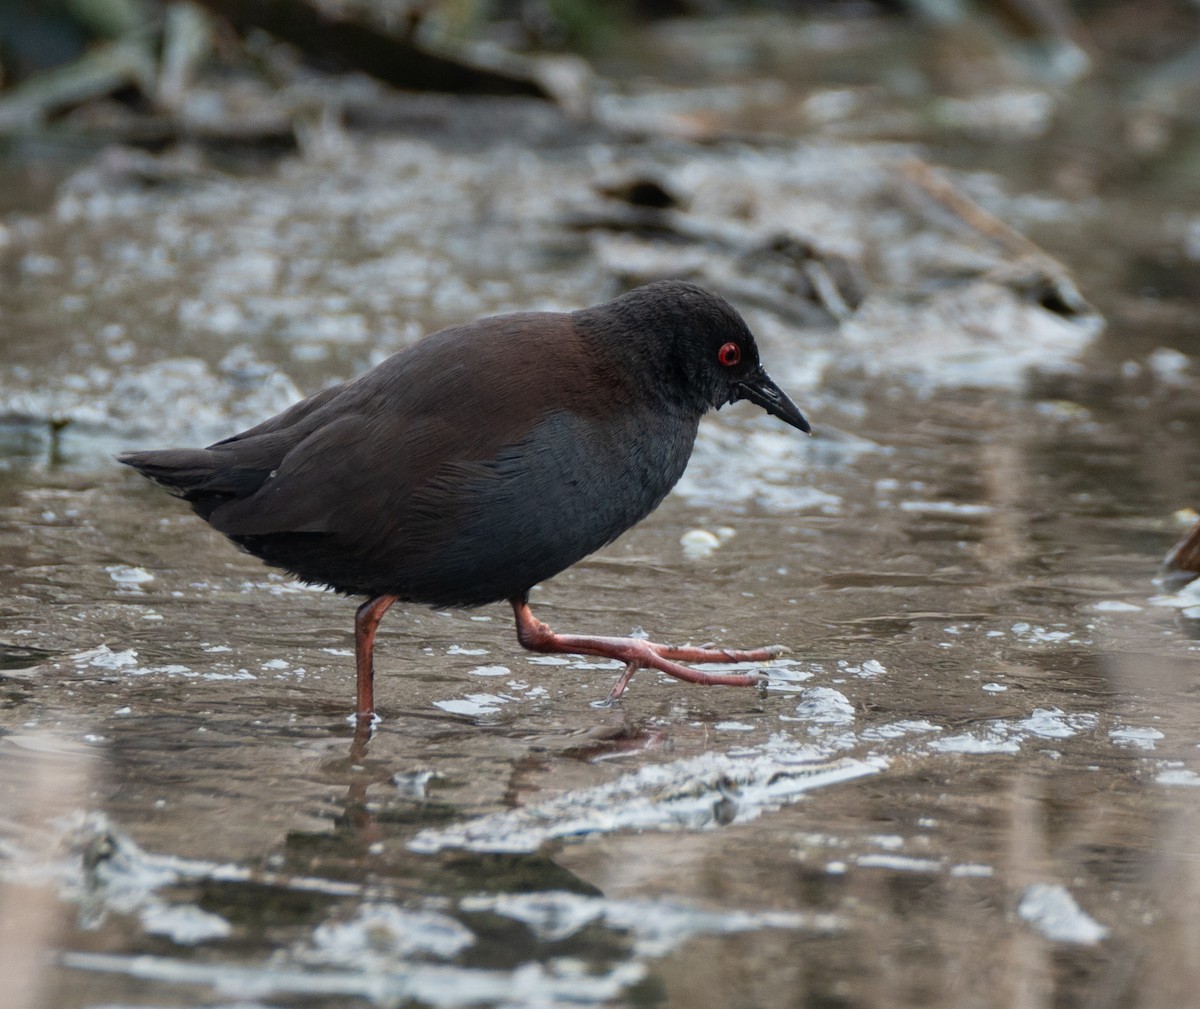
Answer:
3, 14, 1200, 1009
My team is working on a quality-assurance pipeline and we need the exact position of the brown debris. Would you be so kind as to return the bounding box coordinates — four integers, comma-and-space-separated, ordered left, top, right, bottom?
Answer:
1162, 516, 1200, 587
191, 0, 551, 99
897, 157, 1095, 320
898, 157, 1043, 260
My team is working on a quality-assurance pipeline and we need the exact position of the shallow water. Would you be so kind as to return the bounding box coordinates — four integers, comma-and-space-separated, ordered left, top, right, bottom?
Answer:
3, 12, 1200, 1009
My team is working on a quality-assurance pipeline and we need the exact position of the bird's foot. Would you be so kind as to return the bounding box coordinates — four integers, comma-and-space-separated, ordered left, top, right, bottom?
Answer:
511, 599, 782, 700
602, 648, 770, 700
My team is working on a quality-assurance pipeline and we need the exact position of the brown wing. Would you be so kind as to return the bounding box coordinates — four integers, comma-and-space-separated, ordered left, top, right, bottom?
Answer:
206, 311, 608, 543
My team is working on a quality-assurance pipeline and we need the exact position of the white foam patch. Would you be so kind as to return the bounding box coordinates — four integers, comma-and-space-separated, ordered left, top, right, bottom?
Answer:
433, 694, 511, 717
392, 770, 436, 798
1017, 884, 1108, 944
306, 904, 475, 966
73, 651, 206, 680
860, 720, 941, 741
680, 528, 721, 559
838, 277, 1101, 393
897, 501, 994, 516
240, 579, 327, 597
467, 665, 511, 677
789, 687, 855, 726
675, 423, 844, 514
61, 951, 646, 1008
1109, 726, 1164, 750
1156, 767, 1200, 787
1017, 708, 1097, 739
762, 664, 816, 692
71, 645, 139, 670
1010, 622, 1075, 643
1150, 579, 1200, 610
950, 864, 994, 878
1089, 600, 1143, 612
856, 854, 942, 873
928, 731, 1021, 755
106, 565, 155, 588
837, 659, 886, 678
140, 903, 232, 945
460, 891, 838, 957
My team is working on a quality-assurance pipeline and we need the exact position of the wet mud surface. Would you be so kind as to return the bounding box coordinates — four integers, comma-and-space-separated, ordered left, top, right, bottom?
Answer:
3, 13, 1200, 1009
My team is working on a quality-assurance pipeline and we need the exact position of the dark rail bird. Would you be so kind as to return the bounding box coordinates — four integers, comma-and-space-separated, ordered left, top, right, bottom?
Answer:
120, 281, 811, 721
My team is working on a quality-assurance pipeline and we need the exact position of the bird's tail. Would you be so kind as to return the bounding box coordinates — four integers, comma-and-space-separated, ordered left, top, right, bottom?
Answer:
118, 449, 270, 520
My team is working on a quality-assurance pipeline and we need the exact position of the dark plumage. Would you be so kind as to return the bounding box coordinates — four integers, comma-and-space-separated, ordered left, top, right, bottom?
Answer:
121, 281, 810, 720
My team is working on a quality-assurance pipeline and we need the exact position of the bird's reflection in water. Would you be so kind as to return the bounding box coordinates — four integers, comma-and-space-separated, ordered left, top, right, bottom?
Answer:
331, 712, 673, 848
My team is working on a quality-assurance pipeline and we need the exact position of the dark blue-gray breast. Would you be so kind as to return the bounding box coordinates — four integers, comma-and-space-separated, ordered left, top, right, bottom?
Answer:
379, 406, 700, 606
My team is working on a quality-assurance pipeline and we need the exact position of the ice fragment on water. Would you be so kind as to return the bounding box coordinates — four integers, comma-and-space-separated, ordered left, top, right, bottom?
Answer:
71, 645, 139, 670
792, 687, 855, 725
409, 751, 883, 854
1109, 726, 1164, 750
467, 665, 511, 677
1017, 708, 1096, 739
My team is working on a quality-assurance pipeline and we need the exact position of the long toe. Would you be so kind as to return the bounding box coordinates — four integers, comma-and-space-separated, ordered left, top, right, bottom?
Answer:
641, 649, 768, 688
605, 644, 768, 698
649, 641, 790, 664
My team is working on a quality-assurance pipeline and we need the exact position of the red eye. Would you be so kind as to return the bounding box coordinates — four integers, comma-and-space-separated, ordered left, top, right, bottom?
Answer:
717, 342, 741, 367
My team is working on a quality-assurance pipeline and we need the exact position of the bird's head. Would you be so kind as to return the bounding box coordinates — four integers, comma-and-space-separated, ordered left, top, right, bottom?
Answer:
583, 280, 811, 433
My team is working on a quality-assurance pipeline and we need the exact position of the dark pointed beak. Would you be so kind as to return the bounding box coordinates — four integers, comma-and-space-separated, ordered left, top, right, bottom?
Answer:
735, 369, 811, 434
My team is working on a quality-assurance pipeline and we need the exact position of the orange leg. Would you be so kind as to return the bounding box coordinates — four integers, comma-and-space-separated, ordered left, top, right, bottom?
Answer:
354, 594, 398, 721
510, 597, 784, 700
